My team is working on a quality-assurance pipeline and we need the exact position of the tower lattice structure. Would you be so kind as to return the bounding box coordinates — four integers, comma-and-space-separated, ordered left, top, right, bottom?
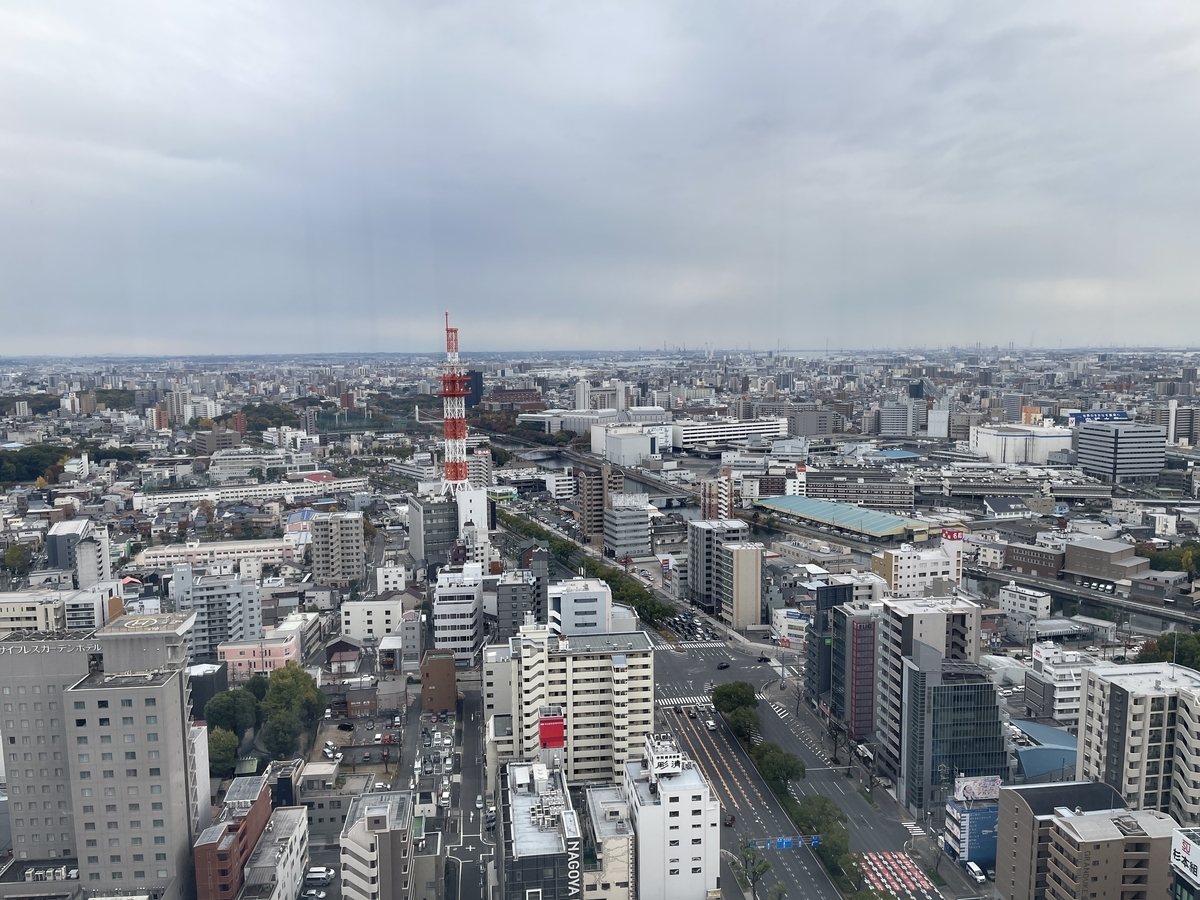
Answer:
439, 311, 470, 493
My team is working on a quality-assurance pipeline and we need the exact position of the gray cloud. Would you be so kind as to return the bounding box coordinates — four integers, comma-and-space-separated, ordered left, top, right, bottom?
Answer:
2, 1, 1200, 354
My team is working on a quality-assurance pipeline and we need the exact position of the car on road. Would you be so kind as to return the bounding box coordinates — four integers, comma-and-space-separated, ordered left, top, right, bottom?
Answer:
705, 719, 717, 731
362, 752, 371, 763
724, 814, 735, 827
476, 794, 484, 809
965, 861, 986, 884
375, 782, 390, 791
716, 662, 730, 670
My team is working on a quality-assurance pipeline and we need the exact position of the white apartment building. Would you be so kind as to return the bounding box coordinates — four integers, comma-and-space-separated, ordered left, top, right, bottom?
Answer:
0, 596, 65, 635
998, 582, 1052, 619
604, 494, 652, 560
340, 596, 405, 642
875, 595, 981, 779
1078, 662, 1200, 815
142, 537, 299, 568
687, 519, 750, 614
310, 511, 365, 587
870, 528, 964, 598
432, 563, 484, 664
1023, 642, 1094, 727
486, 622, 655, 785
375, 564, 406, 594
207, 447, 317, 483
173, 565, 262, 663
623, 734, 721, 900
669, 417, 789, 450
241, 806, 309, 900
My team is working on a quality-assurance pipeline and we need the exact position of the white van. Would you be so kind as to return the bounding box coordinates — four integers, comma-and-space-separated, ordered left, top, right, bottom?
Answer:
306, 868, 335, 887
373, 733, 383, 744
965, 861, 986, 884
705, 720, 717, 732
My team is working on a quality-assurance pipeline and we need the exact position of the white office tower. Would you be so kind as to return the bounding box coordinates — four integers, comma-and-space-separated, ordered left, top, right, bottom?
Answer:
66, 613, 205, 900
548, 578, 639, 636
575, 380, 592, 411
173, 564, 263, 663
624, 734, 721, 900
432, 563, 484, 664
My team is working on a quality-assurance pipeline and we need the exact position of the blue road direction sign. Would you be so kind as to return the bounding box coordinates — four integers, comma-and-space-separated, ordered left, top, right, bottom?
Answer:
810, 835, 821, 847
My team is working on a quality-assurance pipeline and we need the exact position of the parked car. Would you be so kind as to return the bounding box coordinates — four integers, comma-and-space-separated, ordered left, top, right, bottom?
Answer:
303, 891, 327, 899
337, 722, 355, 732
965, 862, 986, 884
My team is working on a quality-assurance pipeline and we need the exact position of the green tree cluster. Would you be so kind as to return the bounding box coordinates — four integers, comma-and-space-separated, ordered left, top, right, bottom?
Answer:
1137, 632, 1200, 668
712, 681, 758, 714
207, 727, 240, 776
203, 688, 260, 736
788, 795, 853, 876
1134, 542, 1199, 579
216, 402, 301, 434
4, 544, 32, 575
2, 395, 62, 416
259, 662, 326, 758
0, 445, 69, 484
751, 741, 805, 794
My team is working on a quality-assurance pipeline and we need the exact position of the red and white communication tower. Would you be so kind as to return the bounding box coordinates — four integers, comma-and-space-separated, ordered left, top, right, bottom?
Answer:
438, 311, 470, 494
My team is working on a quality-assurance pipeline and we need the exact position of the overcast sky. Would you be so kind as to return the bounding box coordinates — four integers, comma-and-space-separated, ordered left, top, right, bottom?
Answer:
3, 2, 1200, 356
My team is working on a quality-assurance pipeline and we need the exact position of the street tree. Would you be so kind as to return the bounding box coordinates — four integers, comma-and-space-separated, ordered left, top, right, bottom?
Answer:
712, 681, 758, 714
208, 727, 239, 776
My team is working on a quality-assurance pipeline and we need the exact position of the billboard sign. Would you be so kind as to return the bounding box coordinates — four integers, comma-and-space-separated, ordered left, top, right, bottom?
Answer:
954, 775, 1002, 802
1173, 831, 1200, 883
941, 527, 964, 542
1067, 410, 1129, 426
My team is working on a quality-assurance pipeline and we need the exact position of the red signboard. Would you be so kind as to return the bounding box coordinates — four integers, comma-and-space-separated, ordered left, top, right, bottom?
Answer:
941, 528, 963, 542
539, 715, 565, 749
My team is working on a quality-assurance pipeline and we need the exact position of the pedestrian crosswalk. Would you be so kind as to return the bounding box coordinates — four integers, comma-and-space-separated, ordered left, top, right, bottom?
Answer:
771, 703, 792, 720
678, 640, 728, 648
901, 822, 926, 837
657, 696, 713, 708
648, 633, 675, 649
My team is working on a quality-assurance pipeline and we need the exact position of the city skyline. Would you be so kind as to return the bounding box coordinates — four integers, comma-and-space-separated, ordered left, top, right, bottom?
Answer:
4, 2, 1200, 354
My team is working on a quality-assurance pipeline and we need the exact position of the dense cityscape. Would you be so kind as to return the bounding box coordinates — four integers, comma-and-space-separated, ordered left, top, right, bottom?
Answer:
0, 328, 1199, 900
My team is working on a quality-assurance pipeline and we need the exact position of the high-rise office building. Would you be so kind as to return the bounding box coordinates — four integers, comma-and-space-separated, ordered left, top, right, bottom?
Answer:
65, 613, 207, 900
603, 493, 651, 561
830, 600, 882, 743
686, 519, 749, 615
408, 494, 458, 568
432, 564, 484, 664
1076, 420, 1167, 483
875, 596, 981, 783
310, 511, 365, 587
898, 641, 1007, 815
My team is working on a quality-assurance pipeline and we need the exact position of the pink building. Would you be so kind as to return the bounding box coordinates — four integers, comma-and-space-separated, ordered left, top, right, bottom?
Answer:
217, 630, 300, 682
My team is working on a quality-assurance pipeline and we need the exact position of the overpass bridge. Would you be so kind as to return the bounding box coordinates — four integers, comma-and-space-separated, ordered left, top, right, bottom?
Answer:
966, 566, 1200, 631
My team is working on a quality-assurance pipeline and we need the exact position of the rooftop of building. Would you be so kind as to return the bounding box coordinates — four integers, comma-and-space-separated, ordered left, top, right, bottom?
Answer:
71, 669, 177, 689
344, 790, 412, 834
508, 763, 580, 859
545, 631, 653, 655
1055, 808, 1177, 842
243, 807, 308, 894
758, 496, 927, 538
1002, 780, 1125, 817
585, 785, 632, 840
224, 773, 269, 805
688, 519, 748, 531
883, 595, 981, 614
624, 756, 710, 807
0, 628, 97, 644
1086, 661, 1200, 693
98, 611, 194, 635
0, 858, 81, 885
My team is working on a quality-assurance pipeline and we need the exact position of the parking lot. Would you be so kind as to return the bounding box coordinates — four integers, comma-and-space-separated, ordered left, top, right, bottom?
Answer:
311, 713, 412, 789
